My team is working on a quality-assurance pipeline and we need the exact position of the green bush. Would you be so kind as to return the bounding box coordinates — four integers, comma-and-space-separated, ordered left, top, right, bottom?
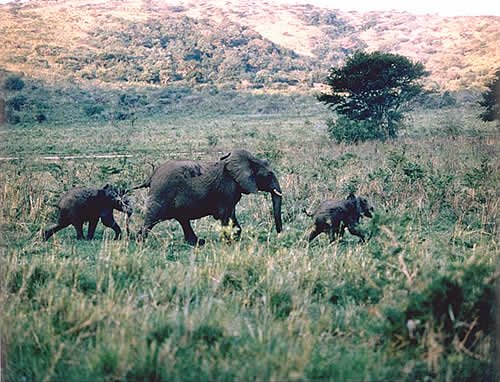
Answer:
4, 75, 25, 91
478, 70, 499, 123
270, 290, 293, 319
402, 161, 426, 183
327, 116, 385, 143
83, 104, 104, 116
382, 259, 496, 373
7, 94, 27, 111
6, 110, 21, 124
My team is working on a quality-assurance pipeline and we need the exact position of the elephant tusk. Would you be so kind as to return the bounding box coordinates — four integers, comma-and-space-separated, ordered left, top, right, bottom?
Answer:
272, 189, 283, 197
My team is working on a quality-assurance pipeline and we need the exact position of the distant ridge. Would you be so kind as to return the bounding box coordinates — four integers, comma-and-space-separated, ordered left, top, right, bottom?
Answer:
1, 0, 499, 90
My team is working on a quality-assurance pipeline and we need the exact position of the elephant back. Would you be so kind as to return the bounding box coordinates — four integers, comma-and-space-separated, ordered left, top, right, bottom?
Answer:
149, 160, 217, 198
57, 187, 97, 209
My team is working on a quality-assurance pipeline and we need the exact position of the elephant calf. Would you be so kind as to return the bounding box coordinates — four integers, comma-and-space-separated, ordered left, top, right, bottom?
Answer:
306, 193, 374, 243
44, 184, 133, 241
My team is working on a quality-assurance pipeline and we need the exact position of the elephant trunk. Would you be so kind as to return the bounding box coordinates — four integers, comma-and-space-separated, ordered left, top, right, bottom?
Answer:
270, 175, 283, 233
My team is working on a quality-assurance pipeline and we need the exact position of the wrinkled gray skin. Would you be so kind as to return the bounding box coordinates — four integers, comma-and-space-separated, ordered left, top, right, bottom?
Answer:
135, 149, 283, 245
306, 193, 374, 243
44, 184, 133, 241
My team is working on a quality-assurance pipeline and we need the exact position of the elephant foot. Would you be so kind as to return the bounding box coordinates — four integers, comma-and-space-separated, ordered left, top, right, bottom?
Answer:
136, 227, 150, 242
187, 238, 205, 246
222, 233, 241, 245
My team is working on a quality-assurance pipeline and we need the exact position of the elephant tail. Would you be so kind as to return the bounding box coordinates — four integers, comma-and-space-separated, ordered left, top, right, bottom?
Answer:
128, 162, 156, 191
303, 208, 314, 217
130, 180, 151, 191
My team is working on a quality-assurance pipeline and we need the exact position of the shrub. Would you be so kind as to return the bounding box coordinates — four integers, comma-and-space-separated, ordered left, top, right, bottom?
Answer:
270, 290, 293, 319
7, 94, 27, 111
6, 110, 21, 124
402, 161, 426, 183
191, 324, 225, 347
327, 116, 385, 144
439, 91, 457, 107
4, 75, 25, 91
83, 104, 104, 116
36, 113, 47, 123
478, 70, 499, 123
383, 260, 496, 372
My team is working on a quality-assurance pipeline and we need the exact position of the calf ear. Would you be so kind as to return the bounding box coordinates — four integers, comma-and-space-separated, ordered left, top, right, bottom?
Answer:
102, 185, 119, 199
347, 193, 356, 200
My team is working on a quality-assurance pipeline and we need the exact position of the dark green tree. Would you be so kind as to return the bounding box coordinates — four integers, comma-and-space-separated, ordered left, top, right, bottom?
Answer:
478, 70, 499, 123
4, 75, 25, 91
318, 51, 427, 142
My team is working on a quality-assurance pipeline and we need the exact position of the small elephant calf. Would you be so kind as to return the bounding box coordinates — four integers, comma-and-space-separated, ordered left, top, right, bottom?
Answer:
44, 184, 133, 241
306, 193, 374, 243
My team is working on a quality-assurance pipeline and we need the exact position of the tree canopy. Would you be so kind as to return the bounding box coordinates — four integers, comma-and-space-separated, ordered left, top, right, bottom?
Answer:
318, 51, 427, 141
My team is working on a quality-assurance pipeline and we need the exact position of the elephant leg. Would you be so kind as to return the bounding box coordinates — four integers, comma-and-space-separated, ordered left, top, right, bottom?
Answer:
347, 225, 365, 243
329, 225, 344, 243
230, 209, 242, 238
139, 217, 162, 240
44, 223, 69, 241
328, 226, 336, 243
139, 200, 165, 239
177, 218, 204, 246
101, 213, 121, 240
220, 216, 232, 242
87, 218, 99, 240
328, 221, 343, 243
308, 224, 323, 242
74, 221, 85, 240
340, 225, 346, 238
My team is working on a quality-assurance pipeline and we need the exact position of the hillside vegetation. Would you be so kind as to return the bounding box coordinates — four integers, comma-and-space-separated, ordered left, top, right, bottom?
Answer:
1, 0, 499, 92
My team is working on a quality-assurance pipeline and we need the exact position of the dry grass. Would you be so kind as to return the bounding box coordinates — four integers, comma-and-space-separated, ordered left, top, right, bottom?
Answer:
1, 100, 498, 381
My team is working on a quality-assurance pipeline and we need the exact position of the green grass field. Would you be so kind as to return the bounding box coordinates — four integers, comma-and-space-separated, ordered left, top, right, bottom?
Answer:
1, 98, 498, 381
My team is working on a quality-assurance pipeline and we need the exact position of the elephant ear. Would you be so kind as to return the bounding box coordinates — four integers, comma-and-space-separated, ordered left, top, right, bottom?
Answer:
223, 149, 258, 194
103, 184, 121, 199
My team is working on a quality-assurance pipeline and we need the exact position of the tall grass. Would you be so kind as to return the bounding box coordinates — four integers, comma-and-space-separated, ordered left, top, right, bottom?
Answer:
1, 101, 498, 381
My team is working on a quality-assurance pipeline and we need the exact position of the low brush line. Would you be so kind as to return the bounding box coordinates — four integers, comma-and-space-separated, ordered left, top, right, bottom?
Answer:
0, 154, 134, 161
0, 151, 226, 161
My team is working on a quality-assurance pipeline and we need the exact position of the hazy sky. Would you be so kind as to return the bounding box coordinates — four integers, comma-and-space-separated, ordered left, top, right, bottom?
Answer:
0, 0, 499, 16
275, 0, 500, 16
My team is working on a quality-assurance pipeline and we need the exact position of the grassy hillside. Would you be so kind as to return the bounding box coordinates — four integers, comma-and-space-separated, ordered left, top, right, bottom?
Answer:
1, 102, 498, 381
1, 0, 498, 127
1, 0, 499, 92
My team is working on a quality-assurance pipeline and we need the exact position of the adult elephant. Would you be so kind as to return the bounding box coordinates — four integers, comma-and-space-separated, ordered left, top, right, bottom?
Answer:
135, 149, 283, 245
